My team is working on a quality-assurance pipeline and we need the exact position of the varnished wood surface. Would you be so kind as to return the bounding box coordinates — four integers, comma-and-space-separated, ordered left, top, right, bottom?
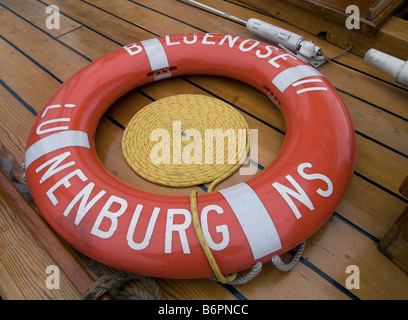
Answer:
0, 0, 407, 300
280, 0, 405, 34
0, 171, 83, 299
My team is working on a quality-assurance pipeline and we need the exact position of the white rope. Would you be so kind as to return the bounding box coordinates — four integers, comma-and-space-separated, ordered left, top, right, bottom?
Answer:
228, 262, 263, 285
209, 241, 306, 285
271, 241, 306, 272
208, 262, 262, 285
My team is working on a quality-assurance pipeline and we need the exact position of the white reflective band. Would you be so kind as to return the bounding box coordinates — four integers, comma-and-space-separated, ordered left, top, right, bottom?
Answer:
272, 65, 324, 92
153, 73, 172, 81
25, 130, 90, 169
219, 182, 282, 260
292, 79, 322, 87
296, 87, 328, 95
141, 38, 170, 80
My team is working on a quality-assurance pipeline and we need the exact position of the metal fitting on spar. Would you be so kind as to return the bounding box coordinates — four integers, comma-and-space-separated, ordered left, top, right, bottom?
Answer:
364, 49, 408, 88
246, 18, 324, 67
246, 18, 304, 52
185, 0, 325, 67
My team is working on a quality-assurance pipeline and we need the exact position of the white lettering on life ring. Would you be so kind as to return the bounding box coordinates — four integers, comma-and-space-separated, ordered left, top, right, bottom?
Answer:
272, 162, 333, 219
32, 148, 334, 256
127, 205, 160, 251
201, 205, 229, 251
91, 195, 128, 239
124, 34, 280, 63
34, 151, 233, 254
165, 209, 192, 254
123, 43, 143, 55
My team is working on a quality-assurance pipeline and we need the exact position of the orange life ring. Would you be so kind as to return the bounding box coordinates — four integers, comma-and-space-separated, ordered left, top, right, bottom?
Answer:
25, 34, 355, 279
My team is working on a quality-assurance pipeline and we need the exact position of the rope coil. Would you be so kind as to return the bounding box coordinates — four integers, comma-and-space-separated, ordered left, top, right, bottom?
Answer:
122, 94, 250, 188
122, 94, 250, 283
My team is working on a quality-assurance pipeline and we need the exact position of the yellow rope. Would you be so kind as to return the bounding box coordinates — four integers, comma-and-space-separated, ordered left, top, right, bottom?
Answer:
122, 94, 250, 283
122, 94, 250, 187
190, 190, 237, 284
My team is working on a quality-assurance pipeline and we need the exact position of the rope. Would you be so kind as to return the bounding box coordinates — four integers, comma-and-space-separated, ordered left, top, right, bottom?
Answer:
83, 271, 162, 300
122, 94, 250, 187
122, 94, 250, 284
271, 240, 306, 272
208, 262, 263, 285
209, 241, 306, 285
0, 156, 32, 201
190, 190, 237, 284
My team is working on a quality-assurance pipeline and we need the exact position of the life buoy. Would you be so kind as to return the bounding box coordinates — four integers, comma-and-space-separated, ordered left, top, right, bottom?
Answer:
25, 34, 355, 279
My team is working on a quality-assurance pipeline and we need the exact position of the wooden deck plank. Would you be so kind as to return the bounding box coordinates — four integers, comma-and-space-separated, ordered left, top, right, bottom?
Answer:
38, 0, 159, 45
336, 175, 407, 240
319, 62, 408, 120
303, 217, 408, 300
58, 26, 119, 61
0, 86, 82, 300
0, 193, 80, 300
0, 38, 59, 111
0, 0, 81, 38
231, 258, 352, 300
0, 83, 34, 176
278, 0, 405, 35
338, 91, 408, 156
2, 0, 402, 140
0, 5, 89, 81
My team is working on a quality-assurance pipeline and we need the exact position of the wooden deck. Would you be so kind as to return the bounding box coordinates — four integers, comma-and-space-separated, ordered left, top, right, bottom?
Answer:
0, 0, 407, 300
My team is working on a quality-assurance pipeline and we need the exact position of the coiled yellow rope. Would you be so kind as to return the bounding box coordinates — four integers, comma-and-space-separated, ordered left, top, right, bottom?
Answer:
122, 94, 250, 283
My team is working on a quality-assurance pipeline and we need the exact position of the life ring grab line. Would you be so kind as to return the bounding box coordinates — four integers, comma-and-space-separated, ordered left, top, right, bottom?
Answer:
24, 33, 355, 279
